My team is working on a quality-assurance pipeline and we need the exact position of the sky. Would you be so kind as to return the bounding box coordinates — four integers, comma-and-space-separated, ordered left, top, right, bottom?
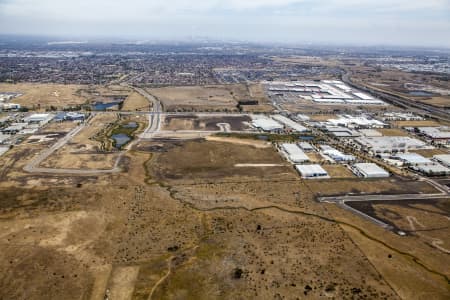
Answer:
0, 0, 449, 47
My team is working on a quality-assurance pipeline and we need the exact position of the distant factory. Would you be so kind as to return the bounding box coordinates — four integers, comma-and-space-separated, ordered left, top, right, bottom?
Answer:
265, 80, 386, 106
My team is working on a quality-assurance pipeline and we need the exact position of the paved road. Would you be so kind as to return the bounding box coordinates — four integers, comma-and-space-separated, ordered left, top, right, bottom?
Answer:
318, 175, 449, 232
132, 87, 162, 140
23, 86, 163, 175
342, 71, 450, 122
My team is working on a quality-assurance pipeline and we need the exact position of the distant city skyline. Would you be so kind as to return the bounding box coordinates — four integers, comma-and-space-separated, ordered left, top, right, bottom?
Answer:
1, 0, 449, 47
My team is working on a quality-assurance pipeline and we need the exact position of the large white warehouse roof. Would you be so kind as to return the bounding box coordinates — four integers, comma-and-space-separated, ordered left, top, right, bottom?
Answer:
281, 143, 309, 163
252, 117, 283, 132
353, 163, 389, 178
394, 153, 432, 165
295, 164, 329, 179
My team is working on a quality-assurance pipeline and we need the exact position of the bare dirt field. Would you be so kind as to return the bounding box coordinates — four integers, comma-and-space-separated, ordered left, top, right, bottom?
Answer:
146, 140, 296, 183
0, 83, 86, 109
411, 96, 450, 108
306, 177, 438, 197
391, 120, 442, 127
410, 148, 449, 157
162, 115, 252, 131
147, 85, 244, 112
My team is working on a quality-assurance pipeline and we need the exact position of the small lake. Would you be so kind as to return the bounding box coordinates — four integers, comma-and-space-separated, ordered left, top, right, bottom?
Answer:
111, 133, 131, 149
92, 101, 123, 111
123, 122, 138, 128
408, 91, 433, 97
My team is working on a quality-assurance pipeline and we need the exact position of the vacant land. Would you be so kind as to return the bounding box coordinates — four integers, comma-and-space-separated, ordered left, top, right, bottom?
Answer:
162, 115, 252, 131
147, 140, 296, 183
306, 177, 438, 197
40, 113, 145, 170
411, 96, 450, 108
0, 83, 86, 109
121, 92, 151, 111
327, 198, 450, 300
377, 128, 410, 136
147, 85, 245, 112
410, 148, 449, 157
0, 131, 448, 299
391, 120, 442, 127
322, 164, 356, 178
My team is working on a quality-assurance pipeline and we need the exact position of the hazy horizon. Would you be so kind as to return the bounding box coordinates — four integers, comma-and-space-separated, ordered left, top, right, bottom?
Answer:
1, 0, 449, 48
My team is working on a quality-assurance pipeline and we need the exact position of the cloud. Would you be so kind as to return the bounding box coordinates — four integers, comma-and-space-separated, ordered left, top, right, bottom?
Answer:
0, 0, 449, 47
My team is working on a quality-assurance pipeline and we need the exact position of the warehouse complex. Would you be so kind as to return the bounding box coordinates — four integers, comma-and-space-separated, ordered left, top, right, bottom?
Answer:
433, 154, 450, 167
355, 136, 431, 153
265, 80, 386, 105
272, 115, 308, 132
251, 116, 283, 132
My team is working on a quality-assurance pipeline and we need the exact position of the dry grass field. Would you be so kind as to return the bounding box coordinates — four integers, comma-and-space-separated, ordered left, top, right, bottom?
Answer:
322, 164, 356, 178
0, 126, 448, 298
121, 92, 151, 111
377, 128, 410, 136
306, 177, 438, 197
147, 85, 245, 112
327, 199, 450, 300
410, 148, 449, 157
0, 83, 86, 109
412, 96, 450, 108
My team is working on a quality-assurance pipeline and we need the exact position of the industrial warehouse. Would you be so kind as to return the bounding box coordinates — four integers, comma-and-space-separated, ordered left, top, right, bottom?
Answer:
265, 80, 386, 105
352, 163, 390, 178
280, 143, 310, 163
295, 164, 330, 179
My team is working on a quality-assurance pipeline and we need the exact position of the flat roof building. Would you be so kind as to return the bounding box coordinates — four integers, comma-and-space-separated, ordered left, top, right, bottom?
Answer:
393, 153, 433, 165
320, 145, 355, 162
433, 154, 450, 167
24, 113, 54, 125
272, 115, 308, 132
352, 163, 389, 178
298, 142, 314, 152
295, 164, 330, 179
412, 163, 450, 176
281, 143, 310, 163
251, 117, 283, 132
327, 115, 386, 129
0, 146, 9, 156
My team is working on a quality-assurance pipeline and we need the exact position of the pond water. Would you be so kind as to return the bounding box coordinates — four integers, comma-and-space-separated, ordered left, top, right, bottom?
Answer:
123, 122, 138, 128
111, 133, 131, 149
92, 101, 122, 111
408, 91, 433, 97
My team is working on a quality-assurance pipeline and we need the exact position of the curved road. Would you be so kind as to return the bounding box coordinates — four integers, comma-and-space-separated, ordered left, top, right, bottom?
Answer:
23, 86, 162, 175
